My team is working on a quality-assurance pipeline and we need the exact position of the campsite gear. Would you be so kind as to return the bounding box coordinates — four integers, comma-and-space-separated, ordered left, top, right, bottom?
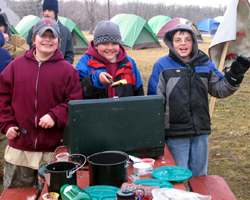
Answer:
156, 17, 204, 43
60, 184, 92, 200
107, 77, 127, 87
87, 151, 129, 187
140, 158, 155, 170
42, 192, 59, 200
133, 163, 151, 175
56, 152, 70, 161
121, 183, 159, 200
43, 146, 86, 196
110, 14, 161, 50
116, 188, 145, 200
15, 15, 89, 54
133, 179, 174, 189
197, 18, 220, 36
151, 166, 192, 183
148, 15, 172, 35
15, 128, 27, 134
64, 95, 165, 158
84, 185, 120, 199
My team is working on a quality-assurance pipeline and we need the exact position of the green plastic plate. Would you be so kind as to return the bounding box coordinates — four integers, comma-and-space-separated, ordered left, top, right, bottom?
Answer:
133, 178, 174, 188
84, 185, 119, 200
151, 166, 192, 183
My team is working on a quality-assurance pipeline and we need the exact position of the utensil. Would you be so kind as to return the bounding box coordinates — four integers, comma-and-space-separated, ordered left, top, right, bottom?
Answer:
107, 77, 127, 87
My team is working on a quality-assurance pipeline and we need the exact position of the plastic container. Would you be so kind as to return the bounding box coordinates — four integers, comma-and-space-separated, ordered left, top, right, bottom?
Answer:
42, 192, 59, 200
60, 184, 92, 200
133, 163, 151, 175
141, 158, 155, 170
56, 152, 69, 161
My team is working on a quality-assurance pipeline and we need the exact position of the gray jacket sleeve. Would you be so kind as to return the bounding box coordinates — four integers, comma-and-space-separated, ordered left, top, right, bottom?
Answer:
208, 71, 239, 98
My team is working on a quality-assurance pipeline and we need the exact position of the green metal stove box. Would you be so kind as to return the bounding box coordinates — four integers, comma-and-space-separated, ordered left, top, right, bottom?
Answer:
63, 95, 165, 158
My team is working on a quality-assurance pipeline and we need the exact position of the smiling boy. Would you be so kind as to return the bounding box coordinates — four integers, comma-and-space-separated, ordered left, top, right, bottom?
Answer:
0, 18, 82, 190
75, 20, 144, 99
147, 24, 250, 177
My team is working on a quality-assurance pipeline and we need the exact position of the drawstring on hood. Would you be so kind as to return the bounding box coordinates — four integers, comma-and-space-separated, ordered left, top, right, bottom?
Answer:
163, 24, 198, 65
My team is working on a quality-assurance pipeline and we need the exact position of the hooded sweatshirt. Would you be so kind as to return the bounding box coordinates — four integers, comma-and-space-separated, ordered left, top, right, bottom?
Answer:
0, 31, 12, 73
75, 41, 144, 99
85, 41, 127, 97
0, 48, 83, 152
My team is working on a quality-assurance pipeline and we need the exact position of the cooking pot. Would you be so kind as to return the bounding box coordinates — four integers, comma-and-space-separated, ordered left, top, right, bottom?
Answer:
87, 150, 129, 187
42, 146, 86, 195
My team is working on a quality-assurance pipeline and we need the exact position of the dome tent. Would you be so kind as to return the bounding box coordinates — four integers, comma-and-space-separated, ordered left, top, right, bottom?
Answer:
156, 18, 204, 43
15, 15, 89, 54
197, 18, 220, 36
111, 14, 161, 50
148, 15, 172, 35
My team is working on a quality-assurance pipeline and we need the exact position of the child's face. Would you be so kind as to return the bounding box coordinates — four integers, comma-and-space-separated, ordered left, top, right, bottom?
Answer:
33, 30, 58, 57
95, 42, 120, 63
173, 31, 193, 62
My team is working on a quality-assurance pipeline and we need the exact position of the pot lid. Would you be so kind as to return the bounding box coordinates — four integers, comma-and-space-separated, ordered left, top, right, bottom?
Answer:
117, 188, 135, 198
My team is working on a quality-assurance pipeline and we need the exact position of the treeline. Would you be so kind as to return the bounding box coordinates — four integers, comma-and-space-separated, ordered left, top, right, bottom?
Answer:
6, 0, 226, 33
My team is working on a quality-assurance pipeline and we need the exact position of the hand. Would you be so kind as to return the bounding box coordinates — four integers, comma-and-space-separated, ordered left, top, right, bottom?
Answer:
230, 55, 250, 75
6, 127, 20, 140
2, 32, 9, 42
39, 114, 55, 129
99, 72, 113, 85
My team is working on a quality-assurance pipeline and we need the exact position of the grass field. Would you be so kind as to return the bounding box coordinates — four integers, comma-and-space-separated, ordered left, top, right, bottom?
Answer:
0, 34, 249, 199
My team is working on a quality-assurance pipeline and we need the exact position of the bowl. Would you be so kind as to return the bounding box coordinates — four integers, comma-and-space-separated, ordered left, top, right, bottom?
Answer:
42, 192, 59, 200
141, 158, 155, 170
56, 152, 69, 161
133, 163, 151, 175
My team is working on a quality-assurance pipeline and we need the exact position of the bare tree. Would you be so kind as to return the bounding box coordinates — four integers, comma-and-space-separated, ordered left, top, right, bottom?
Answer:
84, 0, 97, 34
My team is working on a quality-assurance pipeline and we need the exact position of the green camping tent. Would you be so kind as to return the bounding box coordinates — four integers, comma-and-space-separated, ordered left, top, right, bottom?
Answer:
11, 24, 19, 34
111, 14, 161, 50
148, 15, 172, 35
15, 15, 39, 39
15, 15, 88, 54
58, 16, 89, 54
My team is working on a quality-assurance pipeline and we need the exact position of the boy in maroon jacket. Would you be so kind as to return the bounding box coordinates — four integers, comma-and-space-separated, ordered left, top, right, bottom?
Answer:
0, 18, 82, 190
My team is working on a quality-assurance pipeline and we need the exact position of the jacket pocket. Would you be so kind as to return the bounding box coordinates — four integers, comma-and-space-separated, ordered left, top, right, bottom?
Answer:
15, 118, 35, 149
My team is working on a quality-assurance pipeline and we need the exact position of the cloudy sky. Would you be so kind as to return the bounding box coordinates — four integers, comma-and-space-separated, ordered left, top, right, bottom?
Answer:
115, 0, 230, 8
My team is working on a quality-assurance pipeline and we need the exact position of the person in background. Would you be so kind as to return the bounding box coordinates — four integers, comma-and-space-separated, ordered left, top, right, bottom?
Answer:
147, 24, 250, 177
0, 18, 83, 190
27, 0, 75, 64
0, 12, 29, 59
75, 20, 144, 99
0, 31, 12, 178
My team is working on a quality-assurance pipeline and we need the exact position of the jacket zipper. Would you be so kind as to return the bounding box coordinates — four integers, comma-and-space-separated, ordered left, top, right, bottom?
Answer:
34, 62, 42, 149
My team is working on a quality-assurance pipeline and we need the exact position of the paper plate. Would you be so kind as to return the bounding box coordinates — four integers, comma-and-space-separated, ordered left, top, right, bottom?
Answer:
151, 166, 192, 183
84, 185, 120, 200
133, 178, 174, 188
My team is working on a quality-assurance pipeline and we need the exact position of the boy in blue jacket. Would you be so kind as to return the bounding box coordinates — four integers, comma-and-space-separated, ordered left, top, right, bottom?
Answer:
75, 20, 144, 99
148, 24, 250, 177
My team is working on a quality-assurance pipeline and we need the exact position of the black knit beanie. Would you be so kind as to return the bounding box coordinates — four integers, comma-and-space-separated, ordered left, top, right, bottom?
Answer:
43, 0, 59, 13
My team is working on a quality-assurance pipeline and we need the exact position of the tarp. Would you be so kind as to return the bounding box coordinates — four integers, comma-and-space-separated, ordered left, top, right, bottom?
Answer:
156, 18, 204, 43
15, 15, 88, 54
209, 0, 250, 70
197, 18, 220, 36
148, 15, 171, 35
11, 24, 18, 34
111, 14, 161, 50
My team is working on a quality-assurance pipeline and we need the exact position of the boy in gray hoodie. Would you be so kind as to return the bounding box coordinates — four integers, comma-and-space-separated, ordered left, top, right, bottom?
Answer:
147, 24, 250, 177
